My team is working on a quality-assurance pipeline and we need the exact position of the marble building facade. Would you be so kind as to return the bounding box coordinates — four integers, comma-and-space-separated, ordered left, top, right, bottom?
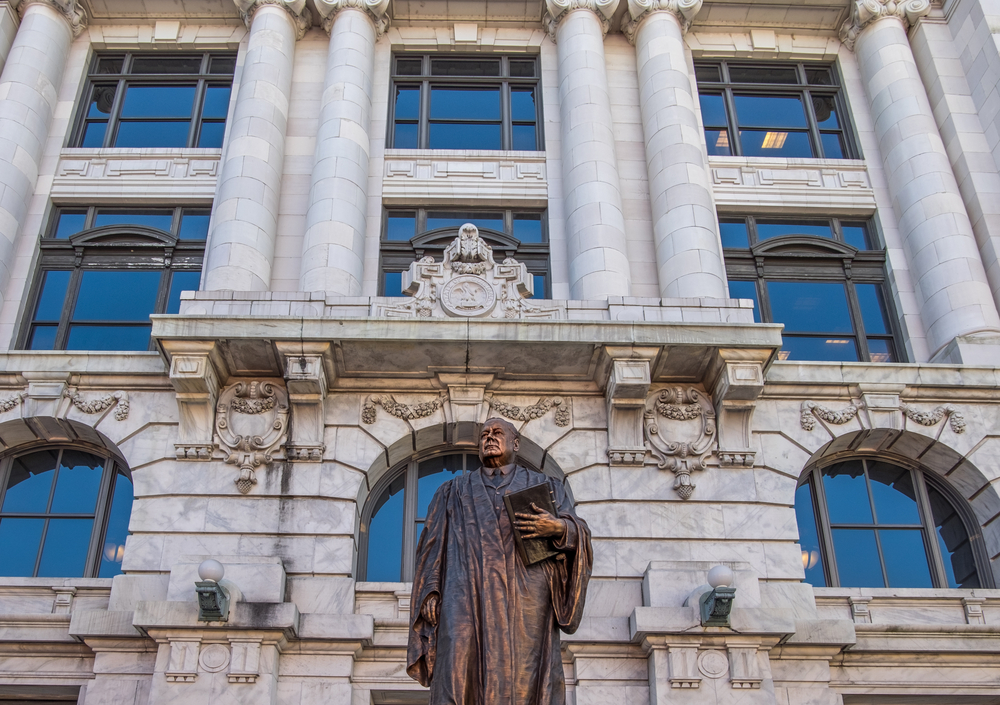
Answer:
0, 0, 997, 703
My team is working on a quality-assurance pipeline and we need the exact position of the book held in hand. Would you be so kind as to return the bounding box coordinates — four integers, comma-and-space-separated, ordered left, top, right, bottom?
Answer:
503, 482, 561, 566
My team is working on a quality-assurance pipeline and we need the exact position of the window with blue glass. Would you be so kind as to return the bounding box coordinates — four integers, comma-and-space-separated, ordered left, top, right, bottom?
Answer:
721, 216, 899, 362
22, 206, 205, 351
380, 208, 550, 298
389, 55, 541, 151
696, 62, 855, 159
73, 53, 236, 149
795, 459, 989, 589
0, 448, 133, 578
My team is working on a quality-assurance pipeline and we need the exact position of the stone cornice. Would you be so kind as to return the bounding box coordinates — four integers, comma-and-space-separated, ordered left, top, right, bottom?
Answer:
839, 0, 931, 51
13, 0, 86, 37
542, 0, 620, 40
621, 0, 702, 43
233, 0, 311, 40
315, 0, 390, 37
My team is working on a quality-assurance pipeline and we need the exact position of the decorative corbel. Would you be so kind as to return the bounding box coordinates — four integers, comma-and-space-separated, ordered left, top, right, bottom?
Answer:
215, 381, 289, 494
276, 342, 331, 462
604, 349, 657, 466
164, 341, 224, 460
314, 0, 389, 37
709, 351, 765, 468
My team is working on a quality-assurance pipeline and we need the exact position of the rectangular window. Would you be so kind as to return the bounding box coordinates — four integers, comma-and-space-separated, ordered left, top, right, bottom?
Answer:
379, 208, 550, 297
22, 206, 205, 352
696, 61, 855, 159
73, 53, 236, 149
722, 216, 899, 363
389, 55, 542, 151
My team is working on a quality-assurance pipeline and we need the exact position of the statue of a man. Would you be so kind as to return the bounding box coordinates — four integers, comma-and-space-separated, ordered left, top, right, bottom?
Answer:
407, 418, 593, 705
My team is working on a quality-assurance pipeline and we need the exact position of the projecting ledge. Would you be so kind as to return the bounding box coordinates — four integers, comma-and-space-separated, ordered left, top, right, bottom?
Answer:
133, 600, 299, 637
629, 605, 796, 641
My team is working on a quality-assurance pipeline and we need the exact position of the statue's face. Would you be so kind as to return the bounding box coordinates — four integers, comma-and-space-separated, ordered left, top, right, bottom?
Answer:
479, 420, 519, 467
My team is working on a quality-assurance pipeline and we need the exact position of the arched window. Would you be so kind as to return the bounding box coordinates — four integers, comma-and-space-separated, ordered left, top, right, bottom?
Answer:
795, 458, 990, 588
0, 448, 133, 578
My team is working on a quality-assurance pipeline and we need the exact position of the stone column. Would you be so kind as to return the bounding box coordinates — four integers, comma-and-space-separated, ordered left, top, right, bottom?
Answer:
202, 0, 310, 292
623, 0, 728, 300
299, 0, 388, 295
0, 0, 83, 310
842, 0, 1000, 357
545, 0, 632, 300
0, 3, 21, 76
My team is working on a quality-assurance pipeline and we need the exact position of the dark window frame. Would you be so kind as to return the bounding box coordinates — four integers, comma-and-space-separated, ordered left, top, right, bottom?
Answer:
723, 215, 903, 363
18, 206, 206, 352
695, 61, 859, 160
797, 458, 994, 589
0, 446, 133, 579
387, 53, 543, 151
379, 207, 551, 298
70, 52, 236, 149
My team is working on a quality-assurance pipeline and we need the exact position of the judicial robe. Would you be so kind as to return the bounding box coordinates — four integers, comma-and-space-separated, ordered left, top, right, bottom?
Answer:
406, 465, 592, 705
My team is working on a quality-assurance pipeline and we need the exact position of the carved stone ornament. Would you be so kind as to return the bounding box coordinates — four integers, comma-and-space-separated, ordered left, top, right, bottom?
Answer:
15, 0, 88, 37
65, 390, 129, 421
0, 391, 25, 413
233, 0, 311, 39
622, 0, 703, 41
314, 0, 389, 36
543, 0, 621, 39
362, 393, 447, 425
374, 224, 559, 320
215, 381, 289, 494
900, 403, 966, 434
800, 400, 859, 431
839, 0, 931, 51
643, 387, 717, 499
488, 396, 571, 427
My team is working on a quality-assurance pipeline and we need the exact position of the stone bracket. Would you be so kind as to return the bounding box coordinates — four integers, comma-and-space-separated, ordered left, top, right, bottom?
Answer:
709, 351, 766, 467
728, 646, 764, 689
228, 639, 261, 683
858, 385, 904, 430
276, 342, 332, 462
165, 638, 201, 682
604, 351, 656, 466
163, 341, 224, 461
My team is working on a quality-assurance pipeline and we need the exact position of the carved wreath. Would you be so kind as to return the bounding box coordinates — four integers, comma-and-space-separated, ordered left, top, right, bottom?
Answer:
66, 390, 130, 421
643, 387, 717, 500
800, 401, 858, 431
900, 403, 966, 434
488, 396, 570, 427
362, 393, 445, 424
215, 381, 289, 494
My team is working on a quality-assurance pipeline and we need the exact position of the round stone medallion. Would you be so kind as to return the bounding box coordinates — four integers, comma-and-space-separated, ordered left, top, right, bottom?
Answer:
441, 275, 497, 317
697, 649, 728, 679
199, 643, 231, 673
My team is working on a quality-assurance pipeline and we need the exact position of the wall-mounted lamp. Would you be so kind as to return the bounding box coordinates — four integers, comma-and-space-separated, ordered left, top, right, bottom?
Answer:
698, 565, 736, 627
195, 559, 231, 622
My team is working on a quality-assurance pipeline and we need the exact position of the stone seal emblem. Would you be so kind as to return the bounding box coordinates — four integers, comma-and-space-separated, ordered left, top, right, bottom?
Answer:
440, 274, 497, 317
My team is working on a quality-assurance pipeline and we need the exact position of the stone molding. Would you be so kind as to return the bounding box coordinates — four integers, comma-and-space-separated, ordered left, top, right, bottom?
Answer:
14, 0, 87, 37
708, 157, 876, 214
0, 391, 24, 413
643, 386, 717, 499
606, 354, 655, 467
233, 0, 311, 39
487, 396, 571, 427
215, 380, 289, 494
899, 402, 966, 434
382, 151, 547, 206
710, 352, 766, 468
53, 151, 221, 202
315, 0, 389, 37
543, 0, 620, 39
276, 342, 330, 462
800, 400, 859, 431
839, 0, 931, 50
621, 0, 702, 43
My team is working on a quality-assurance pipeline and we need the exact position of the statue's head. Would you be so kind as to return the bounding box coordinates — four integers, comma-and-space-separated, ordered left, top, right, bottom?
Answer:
479, 418, 519, 468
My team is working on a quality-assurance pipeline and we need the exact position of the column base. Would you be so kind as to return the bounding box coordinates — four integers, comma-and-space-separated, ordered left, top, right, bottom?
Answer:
929, 332, 1000, 365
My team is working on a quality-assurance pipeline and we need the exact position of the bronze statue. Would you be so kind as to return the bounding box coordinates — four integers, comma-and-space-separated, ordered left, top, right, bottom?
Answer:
407, 418, 593, 705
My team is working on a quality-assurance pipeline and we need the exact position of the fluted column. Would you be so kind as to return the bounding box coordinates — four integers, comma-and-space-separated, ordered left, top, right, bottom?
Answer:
624, 0, 727, 300
299, 0, 387, 295
0, 0, 83, 309
843, 0, 1000, 356
545, 0, 632, 300
203, 0, 310, 291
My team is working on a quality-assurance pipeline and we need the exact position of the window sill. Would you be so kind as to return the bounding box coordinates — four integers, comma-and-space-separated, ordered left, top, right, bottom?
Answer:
708, 155, 874, 213
0, 577, 113, 589
385, 148, 545, 159
53, 149, 222, 201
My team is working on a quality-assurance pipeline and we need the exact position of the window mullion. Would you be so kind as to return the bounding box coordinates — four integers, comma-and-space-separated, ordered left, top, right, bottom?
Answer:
85, 458, 117, 577
54, 268, 84, 350
844, 280, 871, 361
724, 87, 741, 157
501, 80, 511, 151
188, 78, 207, 148
419, 80, 430, 149
913, 471, 949, 588
802, 87, 823, 158
401, 460, 419, 581
105, 78, 128, 148
811, 467, 840, 586
862, 459, 892, 587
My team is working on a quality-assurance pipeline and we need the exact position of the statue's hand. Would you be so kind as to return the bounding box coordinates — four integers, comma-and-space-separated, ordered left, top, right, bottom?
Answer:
514, 503, 567, 540
421, 593, 440, 626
